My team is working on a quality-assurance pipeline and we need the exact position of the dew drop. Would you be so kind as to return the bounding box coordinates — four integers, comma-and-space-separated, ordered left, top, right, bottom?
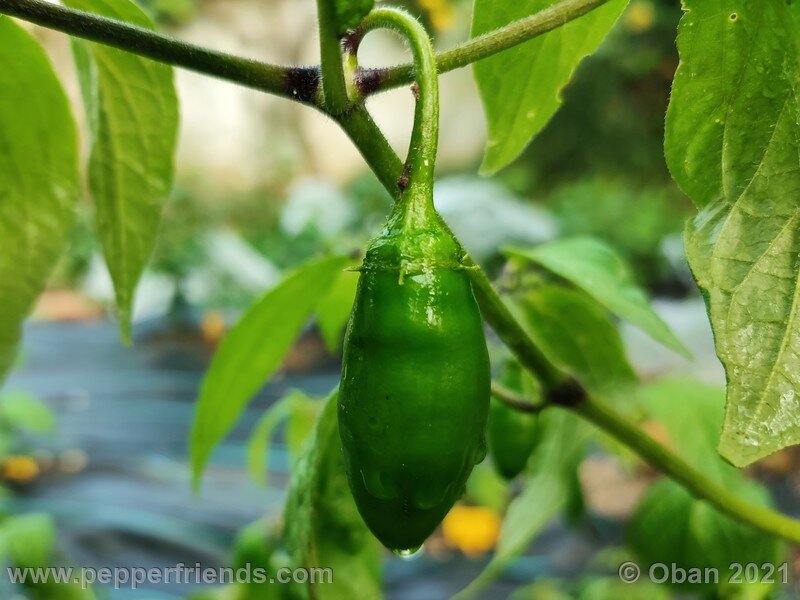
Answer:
729, 12, 738, 21
392, 545, 423, 558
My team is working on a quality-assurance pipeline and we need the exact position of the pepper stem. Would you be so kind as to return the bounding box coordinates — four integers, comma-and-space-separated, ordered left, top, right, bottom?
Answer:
358, 8, 439, 198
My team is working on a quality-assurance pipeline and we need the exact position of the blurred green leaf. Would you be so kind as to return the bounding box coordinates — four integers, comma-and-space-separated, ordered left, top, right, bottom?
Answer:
330, 0, 373, 33
191, 255, 350, 487
0, 18, 79, 383
247, 397, 292, 487
1, 513, 56, 568
316, 269, 358, 354
457, 410, 592, 599
459, 286, 629, 597
472, 0, 628, 174
66, 0, 179, 343
667, 0, 800, 466
247, 390, 323, 486
631, 377, 786, 598
466, 461, 510, 513
507, 238, 688, 357
629, 479, 782, 599
284, 390, 382, 600
521, 285, 636, 401
577, 577, 671, 600
0, 392, 55, 434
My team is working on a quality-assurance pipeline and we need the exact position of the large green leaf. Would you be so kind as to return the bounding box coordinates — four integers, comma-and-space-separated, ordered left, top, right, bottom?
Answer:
66, 0, 179, 343
507, 239, 689, 357
284, 390, 382, 600
0, 18, 79, 382
472, 0, 628, 174
666, 0, 800, 466
191, 256, 350, 486
631, 377, 785, 598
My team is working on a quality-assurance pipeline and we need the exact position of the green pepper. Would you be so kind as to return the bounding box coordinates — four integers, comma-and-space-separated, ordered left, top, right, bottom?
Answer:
338, 186, 490, 553
488, 359, 540, 480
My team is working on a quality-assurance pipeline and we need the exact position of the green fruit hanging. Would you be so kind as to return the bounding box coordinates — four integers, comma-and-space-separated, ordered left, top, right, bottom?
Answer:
488, 359, 540, 479
336, 7, 490, 554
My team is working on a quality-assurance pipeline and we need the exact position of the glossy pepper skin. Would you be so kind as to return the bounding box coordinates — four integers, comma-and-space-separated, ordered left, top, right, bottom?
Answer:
488, 359, 540, 480
338, 187, 490, 553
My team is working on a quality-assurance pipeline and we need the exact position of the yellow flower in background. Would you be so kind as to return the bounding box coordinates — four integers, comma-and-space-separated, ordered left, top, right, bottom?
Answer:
2, 455, 40, 483
418, 0, 456, 31
442, 505, 501, 556
624, 0, 655, 33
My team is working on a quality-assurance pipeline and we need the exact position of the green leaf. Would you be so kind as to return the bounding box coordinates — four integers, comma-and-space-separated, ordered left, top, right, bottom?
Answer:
506, 238, 689, 357
631, 377, 786, 598
456, 410, 592, 599
629, 480, 783, 599
0, 392, 55, 434
472, 0, 628, 174
666, 0, 800, 466
247, 390, 323, 486
316, 269, 358, 354
284, 390, 382, 600
331, 0, 374, 34
521, 285, 636, 401
458, 285, 630, 598
191, 256, 349, 487
246, 397, 292, 486
0, 18, 79, 382
65, 0, 179, 343
1, 513, 56, 568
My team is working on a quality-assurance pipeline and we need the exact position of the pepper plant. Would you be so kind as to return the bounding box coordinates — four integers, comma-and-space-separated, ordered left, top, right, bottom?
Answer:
0, 0, 799, 596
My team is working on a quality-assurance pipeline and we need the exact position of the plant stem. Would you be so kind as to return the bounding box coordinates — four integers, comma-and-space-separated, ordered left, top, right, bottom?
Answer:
0, 0, 315, 102
570, 396, 800, 544
0, 0, 612, 107
360, 0, 615, 96
316, 0, 349, 114
491, 381, 543, 414
359, 8, 439, 193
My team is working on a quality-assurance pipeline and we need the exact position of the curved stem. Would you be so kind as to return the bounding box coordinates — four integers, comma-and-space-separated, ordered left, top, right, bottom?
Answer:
316, 0, 349, 114
491, 381, 543, 414
359, 7, 439, 193
571, 396, 800, 544
0, 0, 316, 102
359, 0, 614, 96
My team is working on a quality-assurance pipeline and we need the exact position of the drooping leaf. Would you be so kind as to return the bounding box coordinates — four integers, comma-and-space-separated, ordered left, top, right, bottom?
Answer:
284, 390, 382, 600
66, 0, 179, 343
630, 377, 785, 598
507, 238, 689, 357
472, 0, 628, 174
247, 397, 292, 487
247, 390, 323, 486
316, 268, 358, 354
457, 285, 633, 598
456, 410, 592, 599
521, 285, 636, 401
191, 256, 349, 487
0, 18, 79, 383
666, 0, 800, 466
